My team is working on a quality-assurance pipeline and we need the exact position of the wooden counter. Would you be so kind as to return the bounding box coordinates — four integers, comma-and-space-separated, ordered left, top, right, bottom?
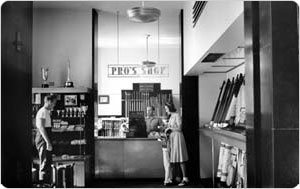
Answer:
95, 138, 164, 179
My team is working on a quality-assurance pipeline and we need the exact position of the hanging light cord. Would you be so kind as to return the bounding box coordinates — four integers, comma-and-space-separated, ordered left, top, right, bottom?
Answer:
158, 18, 160, 64
117, 11, 120, 64
146, 34, 150, 61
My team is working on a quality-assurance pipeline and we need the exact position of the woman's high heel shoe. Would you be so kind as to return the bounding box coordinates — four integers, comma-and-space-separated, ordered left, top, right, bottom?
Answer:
163, 180, 174, 186
178, 180, 189, 186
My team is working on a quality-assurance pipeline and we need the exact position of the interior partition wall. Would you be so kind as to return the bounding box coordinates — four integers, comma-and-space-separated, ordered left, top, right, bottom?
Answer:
180, 9, 200, 182
1, 1, 33, 187
245, 2, 299, 187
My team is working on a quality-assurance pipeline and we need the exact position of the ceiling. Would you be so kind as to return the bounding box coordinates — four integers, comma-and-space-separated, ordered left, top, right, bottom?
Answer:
97, 9, 181, 48
33, 1, 183, 49
187, 12, 245, 75
33, 1, 184, 15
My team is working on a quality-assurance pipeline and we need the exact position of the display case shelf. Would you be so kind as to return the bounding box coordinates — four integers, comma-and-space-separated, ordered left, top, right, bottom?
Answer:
52, 128, 84, 132
32, 87, 91, 94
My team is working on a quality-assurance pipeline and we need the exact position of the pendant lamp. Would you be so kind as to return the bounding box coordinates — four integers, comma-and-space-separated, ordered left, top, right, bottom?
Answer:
127, 1, 161, 23
142, 34, 156, 67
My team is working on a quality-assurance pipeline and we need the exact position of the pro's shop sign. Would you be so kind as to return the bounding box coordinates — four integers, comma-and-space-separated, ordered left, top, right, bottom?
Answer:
108, 64, 169, 77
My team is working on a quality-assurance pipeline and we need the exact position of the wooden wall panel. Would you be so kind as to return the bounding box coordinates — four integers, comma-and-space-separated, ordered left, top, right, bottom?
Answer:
1, 1, 33, 187
245, 1, 299, 187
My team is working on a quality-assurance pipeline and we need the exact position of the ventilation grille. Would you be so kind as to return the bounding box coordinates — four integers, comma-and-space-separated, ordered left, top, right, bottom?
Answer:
201, 53, 225, 63
192, 1, 207, 28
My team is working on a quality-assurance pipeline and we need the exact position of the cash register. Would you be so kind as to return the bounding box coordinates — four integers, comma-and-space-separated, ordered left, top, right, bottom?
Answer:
127, 111, 147, 138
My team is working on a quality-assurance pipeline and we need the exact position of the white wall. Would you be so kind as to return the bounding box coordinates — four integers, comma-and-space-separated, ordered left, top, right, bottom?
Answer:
183, 1, 243, 75
226, 64, 245, 79
198, 74, 226, 126
33, 8, 92, 88
198, 65, 245, 127
98, 11, 181, 116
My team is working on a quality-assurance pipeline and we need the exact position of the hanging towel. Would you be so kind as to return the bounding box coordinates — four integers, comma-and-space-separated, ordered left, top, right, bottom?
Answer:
220, 144, 232, 182
226, 147, 238, 187
217, 143, 226, 178
236, 149, 247, 188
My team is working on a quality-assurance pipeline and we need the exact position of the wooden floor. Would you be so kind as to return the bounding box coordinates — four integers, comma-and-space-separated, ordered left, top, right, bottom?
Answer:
89, 179, 204, 188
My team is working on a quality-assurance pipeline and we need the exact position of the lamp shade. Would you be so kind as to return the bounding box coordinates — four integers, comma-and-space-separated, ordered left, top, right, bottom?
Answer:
127, 7, 161, 23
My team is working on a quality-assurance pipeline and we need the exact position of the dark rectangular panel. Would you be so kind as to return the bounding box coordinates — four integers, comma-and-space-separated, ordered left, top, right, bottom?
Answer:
181, 9, 200, 182
271, 2, 299, 129
272, 48, 299, 129
271, 2, 299, 51
201, 53, 225, 62
182, 76, 199, 182
274, 129, 299, 187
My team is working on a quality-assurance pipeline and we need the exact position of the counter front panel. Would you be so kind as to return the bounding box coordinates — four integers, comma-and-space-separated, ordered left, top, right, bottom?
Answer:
95, 138, 164, 179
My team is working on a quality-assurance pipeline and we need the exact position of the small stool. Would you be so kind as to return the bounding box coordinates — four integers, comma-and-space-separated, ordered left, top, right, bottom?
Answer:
52, 163, 74, 188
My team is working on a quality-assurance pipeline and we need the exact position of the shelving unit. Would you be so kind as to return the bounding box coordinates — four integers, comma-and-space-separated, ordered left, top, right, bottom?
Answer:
32, 87, 93, 187
199, 127, 246, 188
121, 83, 172, 118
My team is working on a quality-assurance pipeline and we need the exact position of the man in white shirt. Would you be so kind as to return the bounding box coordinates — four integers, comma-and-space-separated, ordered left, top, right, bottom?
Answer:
35, 95, 57, 184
